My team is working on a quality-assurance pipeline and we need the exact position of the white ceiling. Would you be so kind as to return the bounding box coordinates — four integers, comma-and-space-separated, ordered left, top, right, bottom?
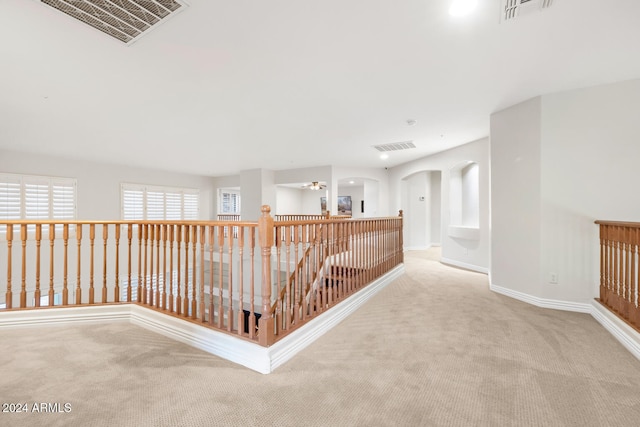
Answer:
2, 0, 640, 177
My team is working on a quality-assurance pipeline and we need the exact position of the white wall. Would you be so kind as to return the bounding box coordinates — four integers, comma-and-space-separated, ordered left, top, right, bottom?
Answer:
491, 78, 640, 304
490, 97, 542, 295
540, 79, 640, 302
275, 187, 303, 215
0, 149, 214, 220
389, 138, 490, 272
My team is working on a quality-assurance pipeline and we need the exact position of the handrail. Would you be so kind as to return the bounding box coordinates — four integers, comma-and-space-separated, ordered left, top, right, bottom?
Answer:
595, 220, 640, 332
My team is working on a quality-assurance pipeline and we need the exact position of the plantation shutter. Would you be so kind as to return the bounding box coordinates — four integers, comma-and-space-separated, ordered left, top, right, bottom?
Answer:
146, 191, 165, 220
165, 191, 182, 221
52, 180, 76, 221
0, 174, 76, 234
121, 184, 199, 220
24, 179, 50, 221
0, 176, 21, 233
183, 191, 198, 220
122, 186, 144, 220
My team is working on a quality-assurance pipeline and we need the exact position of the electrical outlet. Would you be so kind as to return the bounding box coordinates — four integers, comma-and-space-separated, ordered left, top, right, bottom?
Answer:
549, 273, 558, 284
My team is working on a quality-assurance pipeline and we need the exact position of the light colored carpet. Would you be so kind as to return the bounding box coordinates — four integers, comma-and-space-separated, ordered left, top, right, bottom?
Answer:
1, 248, 640, 427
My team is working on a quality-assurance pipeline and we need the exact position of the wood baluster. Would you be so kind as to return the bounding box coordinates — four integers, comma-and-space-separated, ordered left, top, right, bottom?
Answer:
199, 226, 206, 322
142, 224, 148, 305
183, 224, 190, 317
168, 225, 175, 313
114, 224, 120, 302
149, 224, 155, 307
102, 224, 108, 303
137, 224, 143, 303
48, 225, 55, 306
5, 225, 13, 309
34, 224, 42, 307
635, 228, 640, 326
631, 228, 637, 322
622, 228, 631, 319
191, 225, 198, 319
89, 224, 95, 304
126, 224, 132, 302
75, 224, 82, 305
600, 225, 607, 303
20, 224, 27, 308
604, 226, 610, 305
236, 226, 245, 335
274, 226, 282, 333
62, 224, 69, 306
249, 227, 256, 339
217, 225, 224, 328
617, 227, 623, 311
208, 225, 214, 324
162, 224, 168, 310
227, 222, 233, 331
175, 224, 182, 315
156, 224, 161, 308
286, 225, 293, 328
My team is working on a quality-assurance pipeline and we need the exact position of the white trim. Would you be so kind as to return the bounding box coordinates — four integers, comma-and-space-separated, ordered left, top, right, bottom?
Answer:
0, 265, 404, 374
489, 283, 640, 362
404, 245, 432, 251
128, 305, 271, 373
441, 257, 489, 274
0, 305, 130, 328
590, 300, 640, 361
489, 283, 591, 313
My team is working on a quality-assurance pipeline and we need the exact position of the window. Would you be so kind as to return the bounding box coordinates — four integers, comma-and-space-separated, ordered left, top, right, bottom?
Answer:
121, 183, 199, 220
0, 173, 77, 233
219, 189, 240, 214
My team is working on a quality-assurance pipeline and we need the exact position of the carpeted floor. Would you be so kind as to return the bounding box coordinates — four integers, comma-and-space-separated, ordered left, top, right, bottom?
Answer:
1, 248, 640, 427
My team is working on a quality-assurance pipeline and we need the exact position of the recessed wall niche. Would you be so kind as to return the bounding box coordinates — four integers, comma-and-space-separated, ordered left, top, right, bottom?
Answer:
449, 161, 479, 238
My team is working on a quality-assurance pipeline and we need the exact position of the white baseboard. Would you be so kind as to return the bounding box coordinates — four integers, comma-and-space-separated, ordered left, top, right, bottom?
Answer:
404, 245, 432, 251
0, 265, 405, 374
489, 284, 592, 313
441, 257, 488, 274
0, 304, 131, 327
490, 283, 640, 361
590, 301, 640, 361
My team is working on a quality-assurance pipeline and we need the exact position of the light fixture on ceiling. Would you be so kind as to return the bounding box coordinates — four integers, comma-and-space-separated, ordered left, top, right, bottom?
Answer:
303, 181, 326, 191
380, 153, 389, 160
449, 0, 478, 17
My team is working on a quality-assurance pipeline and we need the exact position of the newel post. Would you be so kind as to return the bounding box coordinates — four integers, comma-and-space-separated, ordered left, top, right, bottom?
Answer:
258, 205, 275, 346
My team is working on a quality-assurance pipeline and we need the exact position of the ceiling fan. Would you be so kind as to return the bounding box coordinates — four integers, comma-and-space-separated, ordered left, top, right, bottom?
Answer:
302, 181, 326, 191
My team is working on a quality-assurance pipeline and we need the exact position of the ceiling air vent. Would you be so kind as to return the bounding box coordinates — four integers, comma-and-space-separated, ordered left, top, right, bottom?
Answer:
373, 141, 416, 152
40, 0, 187, 44
501, 0, 553, 22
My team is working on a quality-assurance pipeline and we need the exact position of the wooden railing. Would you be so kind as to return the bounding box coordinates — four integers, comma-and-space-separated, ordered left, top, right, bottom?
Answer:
269, 213, 403, 340
595, 221, 640, 331
1, 207, 403, 346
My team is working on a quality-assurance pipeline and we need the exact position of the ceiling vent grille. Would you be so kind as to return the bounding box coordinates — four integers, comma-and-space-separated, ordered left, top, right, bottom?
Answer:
40, 0, 186, 44
373, 141, 416, 152
501, 0, 553, 22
